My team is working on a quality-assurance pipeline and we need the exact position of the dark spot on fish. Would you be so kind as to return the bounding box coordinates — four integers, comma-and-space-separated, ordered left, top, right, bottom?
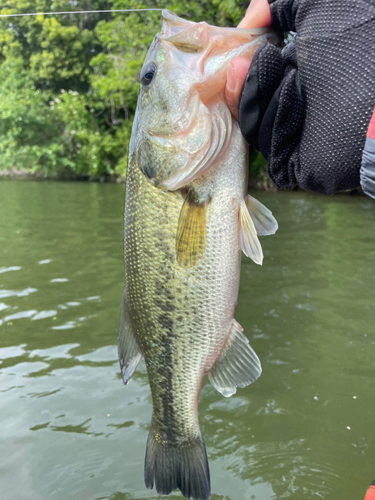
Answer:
155, 297, 176, 313
155, 279, 174, 303
160, 98, 170, 114
158, 314, 173, 332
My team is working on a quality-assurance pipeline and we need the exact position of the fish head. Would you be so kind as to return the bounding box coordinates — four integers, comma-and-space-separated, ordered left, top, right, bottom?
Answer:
133, 10, 281, 190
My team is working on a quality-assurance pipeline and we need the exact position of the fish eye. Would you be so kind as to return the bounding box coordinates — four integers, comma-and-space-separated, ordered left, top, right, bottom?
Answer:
140, 63, 157, 86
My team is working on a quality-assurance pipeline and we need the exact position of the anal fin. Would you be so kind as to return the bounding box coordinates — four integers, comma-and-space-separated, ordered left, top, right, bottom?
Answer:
208, 320, 261, 397
117, 288, 142, 385
176, 188, 209, 269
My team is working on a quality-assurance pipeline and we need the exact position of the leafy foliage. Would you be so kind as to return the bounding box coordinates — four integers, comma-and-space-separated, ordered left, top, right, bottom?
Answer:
0, 0, 267, 180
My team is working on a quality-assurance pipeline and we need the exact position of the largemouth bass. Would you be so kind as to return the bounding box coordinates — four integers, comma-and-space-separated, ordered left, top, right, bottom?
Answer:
118, 10, 279, 500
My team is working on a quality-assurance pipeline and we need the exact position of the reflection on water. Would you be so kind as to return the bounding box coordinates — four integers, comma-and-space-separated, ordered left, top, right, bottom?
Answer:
0, 181, 375, 500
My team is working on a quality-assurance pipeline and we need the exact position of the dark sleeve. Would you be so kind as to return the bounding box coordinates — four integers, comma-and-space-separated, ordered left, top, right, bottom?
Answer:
240, 0, 375, 194
267, 0, 375, 33
268, 0, 298, 32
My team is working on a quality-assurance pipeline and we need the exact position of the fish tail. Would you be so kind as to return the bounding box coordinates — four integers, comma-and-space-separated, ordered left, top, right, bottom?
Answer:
144, 430, 210, 500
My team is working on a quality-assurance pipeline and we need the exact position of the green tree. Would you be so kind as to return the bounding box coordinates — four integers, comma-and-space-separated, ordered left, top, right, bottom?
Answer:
0, 0, 268, 180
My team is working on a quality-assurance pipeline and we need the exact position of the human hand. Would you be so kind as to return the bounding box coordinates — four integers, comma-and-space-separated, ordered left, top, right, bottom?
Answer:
229, 0, 375, 195
225, 0, 271, 120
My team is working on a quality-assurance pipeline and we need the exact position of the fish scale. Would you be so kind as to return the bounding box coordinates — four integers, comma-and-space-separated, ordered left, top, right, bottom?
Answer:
118, 10, 280, 500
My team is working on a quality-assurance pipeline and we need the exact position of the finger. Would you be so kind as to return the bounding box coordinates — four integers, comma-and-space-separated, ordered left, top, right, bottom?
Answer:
238, 0, 272, 29
225, 57, 251, 121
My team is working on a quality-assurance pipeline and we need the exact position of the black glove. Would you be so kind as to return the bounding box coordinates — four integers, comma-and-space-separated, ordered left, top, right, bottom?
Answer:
239, 0, 375, 195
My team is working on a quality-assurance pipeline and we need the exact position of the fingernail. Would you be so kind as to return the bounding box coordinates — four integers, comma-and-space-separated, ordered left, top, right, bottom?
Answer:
227, 62, 237, 93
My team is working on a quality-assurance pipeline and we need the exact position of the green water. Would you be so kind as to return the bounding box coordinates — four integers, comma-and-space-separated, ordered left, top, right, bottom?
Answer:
1, 180, 374, 500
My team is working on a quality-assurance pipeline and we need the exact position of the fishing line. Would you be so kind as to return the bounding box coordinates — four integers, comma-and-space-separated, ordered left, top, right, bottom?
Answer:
0, 8, 162, 18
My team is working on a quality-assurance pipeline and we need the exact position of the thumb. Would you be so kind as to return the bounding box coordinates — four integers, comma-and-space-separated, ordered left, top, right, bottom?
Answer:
238, 0, 272, 29
225, 57, 251, 121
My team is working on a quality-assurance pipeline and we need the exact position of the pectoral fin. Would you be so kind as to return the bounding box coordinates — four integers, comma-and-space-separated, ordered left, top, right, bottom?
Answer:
246, 194, 278, 236
118, 288, 142, 385
176, 189, 209, 268
239, 199, 263, 265
208, 320, 261, 398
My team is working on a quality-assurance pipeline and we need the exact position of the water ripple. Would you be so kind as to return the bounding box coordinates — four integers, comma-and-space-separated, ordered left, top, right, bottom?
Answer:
0, 266, 22, 274
29, 344, 80, 360
76, 346, 117, 363
0, 344, 27, 360
31, 310, 57, 320
0, 287, 37, 298
51, 321, 77, 330
3, 310, 38, 321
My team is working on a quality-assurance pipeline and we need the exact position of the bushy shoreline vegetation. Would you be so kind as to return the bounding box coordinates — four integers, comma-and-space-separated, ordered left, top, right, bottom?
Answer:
0, 0, 267, 181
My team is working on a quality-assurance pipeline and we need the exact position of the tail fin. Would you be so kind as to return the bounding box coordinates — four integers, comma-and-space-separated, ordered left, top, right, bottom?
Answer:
144, 431, 210, 500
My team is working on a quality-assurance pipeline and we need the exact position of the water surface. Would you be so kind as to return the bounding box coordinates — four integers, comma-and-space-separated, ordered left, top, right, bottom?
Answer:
0, 180, 374, 500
